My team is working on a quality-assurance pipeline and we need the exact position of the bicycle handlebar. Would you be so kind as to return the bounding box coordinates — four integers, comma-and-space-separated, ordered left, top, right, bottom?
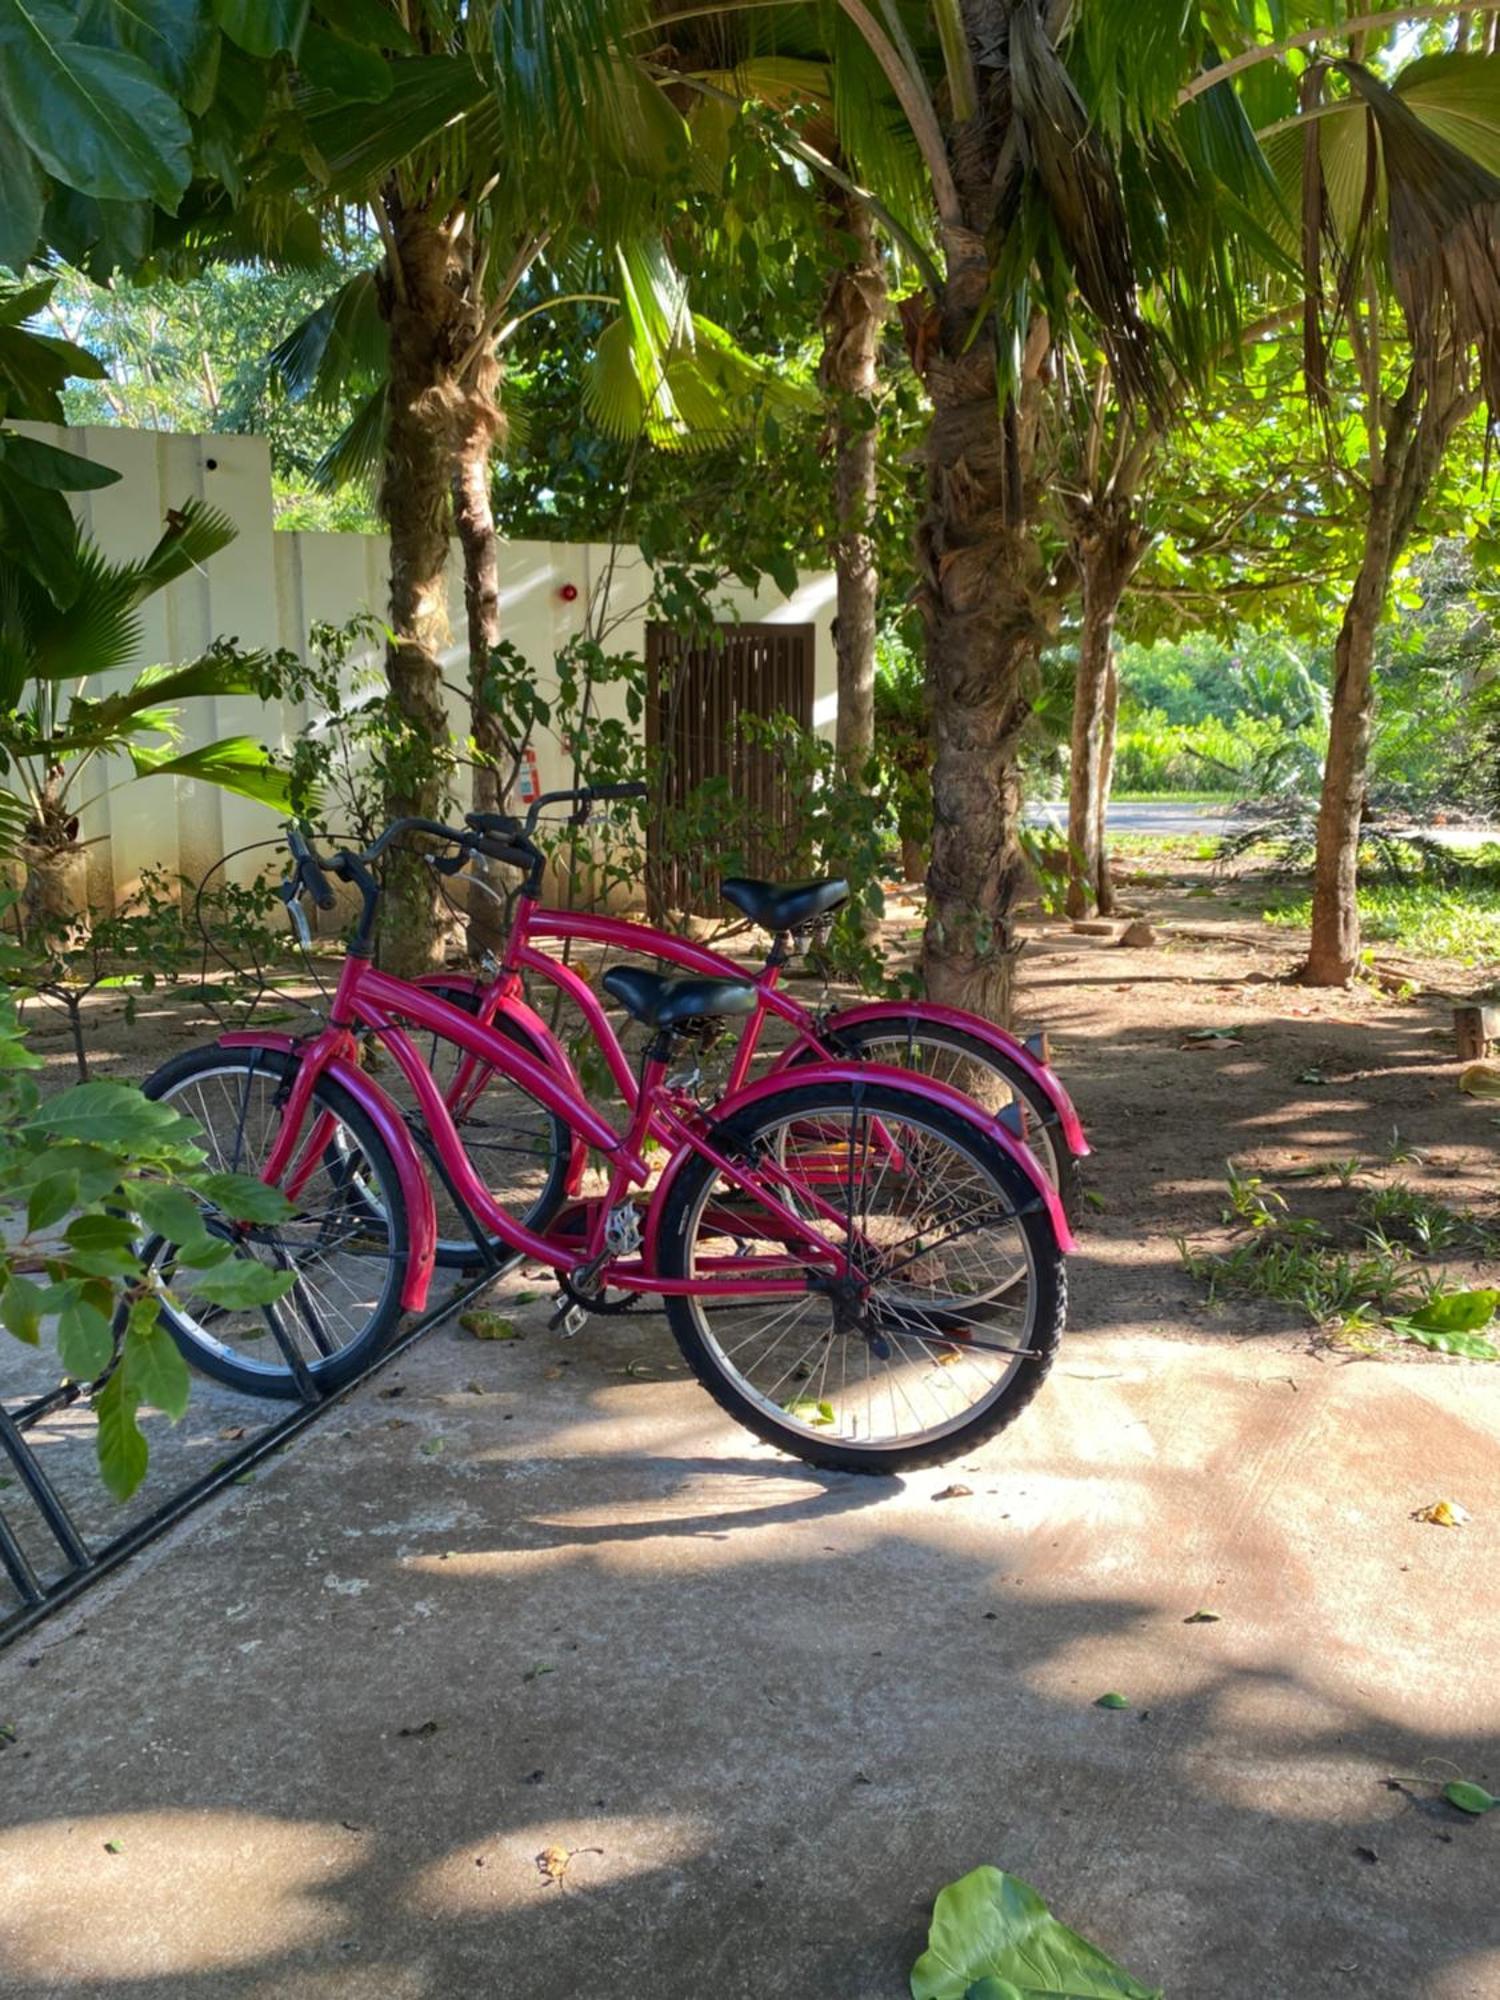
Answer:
277, 784, 650, 946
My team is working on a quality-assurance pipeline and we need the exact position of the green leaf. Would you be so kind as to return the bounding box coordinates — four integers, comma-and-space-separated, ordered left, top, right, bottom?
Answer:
26, 1170, 78, 1235
1444, 1780, 1499, 1815
1, 1274, 49, 1344
1094, 1692, 1131, 1710
121, 1303, 189, 1418
190, 1257, 296, 1308
0, 117, 43, 272
0, 0, 193, 205
296, 21, 390, 99
911, 1867, 1162, 2000
127, 1179, 214, 1248
80, 0, 222, 113
128, 735, 295, 811
211, 0, 306, 56
0, 432, 119, 492
1393, 1321, 1500, 1361
93, 1367, 147, 1501
194, 1170, 291, 1223
57, 1296, 114, 1380
25, 1079, 188, 1145
1406, 1289, 1500, 1333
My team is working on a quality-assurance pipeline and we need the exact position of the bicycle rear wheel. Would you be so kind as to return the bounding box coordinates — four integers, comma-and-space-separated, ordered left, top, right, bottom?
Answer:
139, 1045, 408, 1399
656, 1078, 1065, 1474
798, 1016, 1079, 1220
370, 984, 571, 1268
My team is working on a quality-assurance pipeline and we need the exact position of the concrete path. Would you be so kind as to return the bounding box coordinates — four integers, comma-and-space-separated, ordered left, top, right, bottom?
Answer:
1, 1289, 1496, 1999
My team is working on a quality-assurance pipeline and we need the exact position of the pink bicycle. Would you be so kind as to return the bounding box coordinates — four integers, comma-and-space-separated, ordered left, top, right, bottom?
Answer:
137, 817, 1072, 1473
398, 783, 1087, 1269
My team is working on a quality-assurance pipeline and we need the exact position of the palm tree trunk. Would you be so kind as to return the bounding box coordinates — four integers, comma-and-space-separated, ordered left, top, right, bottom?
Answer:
1066, 505, 1142, 919
821, 189, 884, 783
918, 226, 1048, 1022
1306, 367, 1469, 983
451, 341, 509, 961
378, 195, 461, 975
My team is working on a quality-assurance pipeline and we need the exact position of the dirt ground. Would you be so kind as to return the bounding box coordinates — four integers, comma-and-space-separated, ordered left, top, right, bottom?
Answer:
1, 853, 1497, 1998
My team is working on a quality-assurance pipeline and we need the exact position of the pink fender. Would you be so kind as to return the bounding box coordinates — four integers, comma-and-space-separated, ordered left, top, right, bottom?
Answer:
646, 1057, 1075, 1264
218, 1032, 439, 1313
784, 1001, 1089, 1157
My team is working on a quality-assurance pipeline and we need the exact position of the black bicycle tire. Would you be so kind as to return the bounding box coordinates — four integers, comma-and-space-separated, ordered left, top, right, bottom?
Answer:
656, 1077, 1066, 1475
140, 1044, 409, 1399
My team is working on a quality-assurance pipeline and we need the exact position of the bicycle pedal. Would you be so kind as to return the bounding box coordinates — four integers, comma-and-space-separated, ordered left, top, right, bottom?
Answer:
548, 1296, 589, 1338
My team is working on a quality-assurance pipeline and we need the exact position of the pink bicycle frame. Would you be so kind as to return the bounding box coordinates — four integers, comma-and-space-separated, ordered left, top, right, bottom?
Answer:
427, 893, 1087, 1156
220, 949, 1070, 1322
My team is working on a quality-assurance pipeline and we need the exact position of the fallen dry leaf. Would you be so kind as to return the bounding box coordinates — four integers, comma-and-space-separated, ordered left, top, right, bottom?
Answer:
933, 1483, 972, 1501
536, 1842, 602, 1889
1412, 1499, 1470, 1527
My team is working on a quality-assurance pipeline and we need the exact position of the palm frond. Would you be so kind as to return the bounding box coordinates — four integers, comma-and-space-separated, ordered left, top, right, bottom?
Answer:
312, 382, 389, 491
1338, 56, 1500, 418
128, 738, 296, 813
1009, 4, 1163, 414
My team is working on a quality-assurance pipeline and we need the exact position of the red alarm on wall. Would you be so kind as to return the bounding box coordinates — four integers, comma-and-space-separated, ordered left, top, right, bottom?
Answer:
558, 581, 579, 602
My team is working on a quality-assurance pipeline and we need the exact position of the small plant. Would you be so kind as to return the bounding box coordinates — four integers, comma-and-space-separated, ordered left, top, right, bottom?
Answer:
0, 994, 296, 1496
1221, 1160, 1287, 1230
1182, 1161, 1500, 1360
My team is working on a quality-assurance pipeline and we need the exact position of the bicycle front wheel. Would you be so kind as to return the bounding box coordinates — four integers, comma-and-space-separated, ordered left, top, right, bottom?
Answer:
656, 1079, 1065, 1475
139, 1045, 409, 1399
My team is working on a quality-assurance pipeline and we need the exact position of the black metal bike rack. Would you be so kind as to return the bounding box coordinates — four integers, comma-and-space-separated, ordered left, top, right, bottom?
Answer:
0, 1260, 502, 1654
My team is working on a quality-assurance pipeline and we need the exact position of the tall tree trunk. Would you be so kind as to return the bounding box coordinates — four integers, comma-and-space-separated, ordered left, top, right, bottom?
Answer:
917, 223, 1049, 1022
820, 189, 884, 783
1065, 504, 1143, 919
1306, 368, 1468, 983
1095, 652, 1120, 916
377, 196, 462, 976
451, 326, 508, 961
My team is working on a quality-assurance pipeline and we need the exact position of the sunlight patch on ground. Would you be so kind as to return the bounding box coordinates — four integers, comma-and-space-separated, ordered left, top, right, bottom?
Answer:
0, 1811, 370, 1981
405, 1813, 709, 1915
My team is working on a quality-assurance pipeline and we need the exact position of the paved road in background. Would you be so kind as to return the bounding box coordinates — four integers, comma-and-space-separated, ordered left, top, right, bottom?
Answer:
1026, 795, 1500, 847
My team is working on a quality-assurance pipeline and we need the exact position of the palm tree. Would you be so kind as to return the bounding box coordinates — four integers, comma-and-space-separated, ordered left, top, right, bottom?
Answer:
0, 501, 294, 928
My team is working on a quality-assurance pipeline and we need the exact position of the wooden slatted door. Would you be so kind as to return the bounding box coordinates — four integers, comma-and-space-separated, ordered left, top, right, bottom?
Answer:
646, 621, 815, 915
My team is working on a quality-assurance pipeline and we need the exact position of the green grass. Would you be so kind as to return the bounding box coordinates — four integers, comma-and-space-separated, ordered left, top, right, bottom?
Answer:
1264, 876, 1500, 964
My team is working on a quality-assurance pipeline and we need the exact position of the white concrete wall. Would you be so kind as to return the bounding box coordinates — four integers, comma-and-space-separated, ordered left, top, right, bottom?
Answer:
13, 423, 836, 906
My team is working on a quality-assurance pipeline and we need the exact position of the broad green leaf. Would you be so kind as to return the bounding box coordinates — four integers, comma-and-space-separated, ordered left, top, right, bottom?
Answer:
79, 0, 221, 114
0, 115, 43, 271
1398, 1324, 1500, 1361
25, 1079, 187, 1145
57, 1296, 114, 1380
93, 1368, 147, 1500
910, 1867, 1161, 2000
190, 1257, 296, 1308
0, 432, 119, 491
127, 1179, 213, 1248
1095, 1692, 1131, 1709
66, 1214, 139, 1250
0, 0, 193, 205
296, 21, 391, 100
1444, 1780, 1499, 1815
27, 1170, 78, 1235
1406, 1289, 1500, 1334
195, 1170, 292, 1223
211, 0, 306, 56
121, 1304, 189, 1418
1, 1274, 49, 1344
